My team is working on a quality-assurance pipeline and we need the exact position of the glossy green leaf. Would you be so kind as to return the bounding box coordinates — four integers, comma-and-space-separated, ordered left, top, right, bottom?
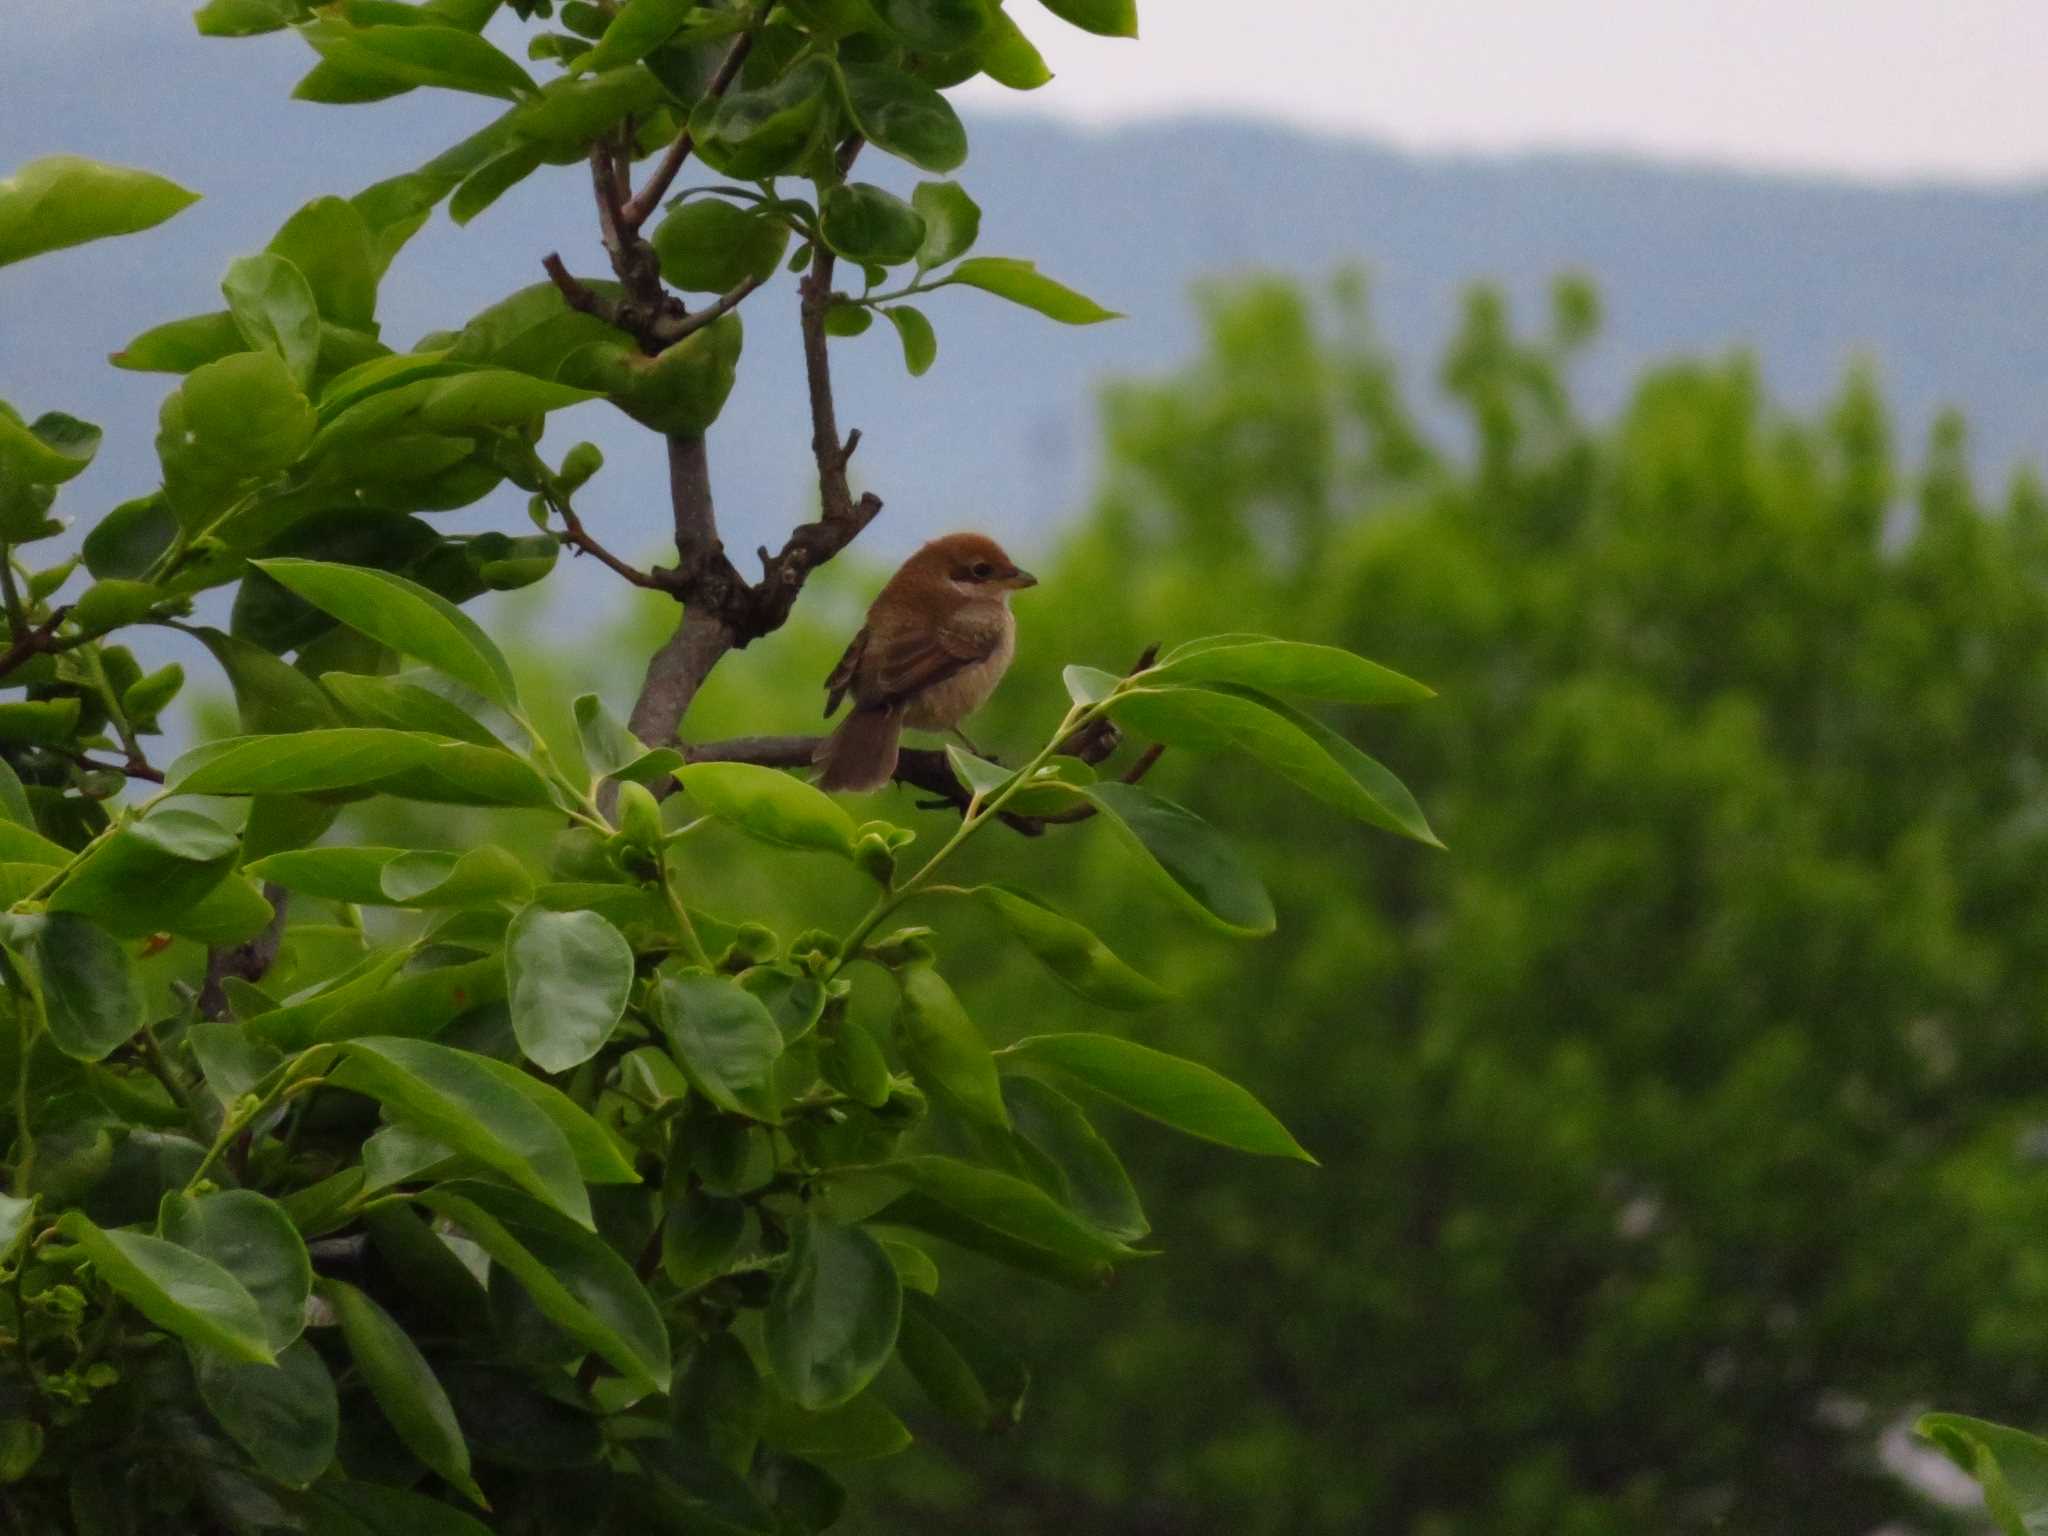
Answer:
301, 1481, 494, 1536
651, 198, 789, 295
1003, 1031, 1313, 1161
820, 183, 926, 267
109, 310, 246, 374
168, 729, 441, 794
661, 1190, 745, 1290
0, 699, 78, 744
253, 559, 519, 709
580, 0, 694, 71
944, 256, 1120, 323
0, 155, 199, 269
1148, 637, 1434, 706
159, 1189, 312, 1351
379, 845, 534, 908
559, 318, 741, 433
895, 963, 1007, 1128
419, 1180, 670, 1392
55, 1212, 273, 1364
325, 1278, 485, 1507
222, 253, 322, 390
886, 1154, 1142, 1266
246, 846, 404, 905
192, 1337, 338, 1488
971, 884, 1168, 1009
323, 671, 501, 747
765, 1215, 902, 1411
191, 626, 344, 735
865, 0, 988, 50
688, 57, 835, 180
676, 761, 857, 857
0, 410, 100, 486
267, 195, 379, 329
48, 817, 239, 939
458, 1056, 636, 1186
898, 1291, 1028, 1429
0, 1193, 35, 1268
1078, 781, 1275, 936
449, 141, 544, 225
193, 0, 310, 37
1110, 684, 1440, 845
656, 973, 783, 1120
188, 1020, 284, 1109
1035, 0, 1137, 35
975, 5, 1053, 88
911, 179, 980, 270
1002, 1073, 1147, 1241
301, 17, 538, 101
760, 1389, 912, 1464
1920, 1413, 2048, 1536
504, 904, 633, 1073
841, 64, 967, 173
883, 306, 936, 377
33, 914, 141, 1062
331, 1036, 591, 1226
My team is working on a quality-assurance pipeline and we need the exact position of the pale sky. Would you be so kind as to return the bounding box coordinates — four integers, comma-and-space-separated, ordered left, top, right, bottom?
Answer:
960, 0, 2048, 184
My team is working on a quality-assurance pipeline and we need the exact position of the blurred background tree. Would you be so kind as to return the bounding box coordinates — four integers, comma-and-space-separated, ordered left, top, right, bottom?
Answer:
387, 268, 2048, 1534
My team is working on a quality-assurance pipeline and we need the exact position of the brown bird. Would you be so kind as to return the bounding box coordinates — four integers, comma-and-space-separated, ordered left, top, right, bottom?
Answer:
814, 532, 1038, 793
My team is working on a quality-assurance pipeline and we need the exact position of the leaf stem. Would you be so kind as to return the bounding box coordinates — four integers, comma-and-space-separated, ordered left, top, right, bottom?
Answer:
658, 848, 713, 971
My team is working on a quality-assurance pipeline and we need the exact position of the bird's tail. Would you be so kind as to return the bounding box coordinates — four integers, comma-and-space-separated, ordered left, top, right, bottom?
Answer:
814, 706, 903, 793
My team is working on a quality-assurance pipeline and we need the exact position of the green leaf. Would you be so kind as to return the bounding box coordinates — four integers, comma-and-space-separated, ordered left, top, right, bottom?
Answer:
820, 183, 926, 267
222, 253, 322, 391
0, 700, 78, 744
974, 6, 1053, 88
245, 846, 405, 905
253, 559, 519, 709
885, 1154, 1142, 1266
168, 729, 442, 795
897, 1291, 1028, 1429
655, 973, 783, 1120
331, 1036, 591, 1227
324, 1278, 485, 1508
651, 199, 790, 295
510, 65, 668, 146
1077, 781, 1275, 936
1034, 0, 1137, 36
449, 142, 544, 226
1002, 1073, 1147, 1241
301, 17, 539, 101
1110, 684, 1440, 846
765, 1215, 902, 1411
176, 348, 318, 477
109, 310, 247, 374
55, 1212, 273, 1364
302, 1482, 494, 1536
1148, 637, 1435, 706
188, 1021, 284, 1109
158, 1189, 312, 1351
266, 197, 380, 329
864, 0, 988, 51
970, 884, 1167, 1009
194, 0, 310, 36
191, 626, 345, 735
379, 846, 534, 908
661, 1190, 745, 1290
419, 1180, 670, 1393
580, 0, 694, 71
459, 1056, 636, 1186
571, 692, 678, 784
944, 256, 1120, 323
504, 905, 633, 1073
33, 914, 141, 1063
48, 816, 239, 939
841, 64, 967, 174
0, 760, 28, 829
0, 1193, 34, 1268
324, 671, 500, 747
83, 494, 178, 580
0, 410, 101, 486
883, 306, 936, 377
191, 1337, 338, 1489
1002, 1032, 1314, 1162
70, 579, 160, 637
911, 180, 980, 270
688, 57, 836, 180
1920, 1413, 2048, 1536
0, 156, 199, 269
895, 964, 1007, 1128
676, 761, 857, 858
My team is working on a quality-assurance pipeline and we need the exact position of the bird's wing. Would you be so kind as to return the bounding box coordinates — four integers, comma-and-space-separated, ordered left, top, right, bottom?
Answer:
850, 608, 1003, 710
823, 626, 868, 717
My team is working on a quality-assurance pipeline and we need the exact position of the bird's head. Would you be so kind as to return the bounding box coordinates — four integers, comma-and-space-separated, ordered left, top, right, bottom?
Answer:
908, 531, 1039, 599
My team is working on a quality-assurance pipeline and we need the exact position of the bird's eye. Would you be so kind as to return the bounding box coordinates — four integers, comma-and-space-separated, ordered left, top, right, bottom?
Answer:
970, 562, 994, 580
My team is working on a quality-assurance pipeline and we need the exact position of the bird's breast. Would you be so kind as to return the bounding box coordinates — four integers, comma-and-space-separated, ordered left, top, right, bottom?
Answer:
903, 610, 1015, 729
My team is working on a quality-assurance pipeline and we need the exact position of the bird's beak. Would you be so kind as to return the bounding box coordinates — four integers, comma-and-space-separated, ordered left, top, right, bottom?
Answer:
1009, 568, 1039, 589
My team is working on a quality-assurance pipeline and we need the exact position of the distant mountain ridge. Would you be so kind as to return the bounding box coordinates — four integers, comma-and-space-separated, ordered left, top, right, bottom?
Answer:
5, 9, 2047, 592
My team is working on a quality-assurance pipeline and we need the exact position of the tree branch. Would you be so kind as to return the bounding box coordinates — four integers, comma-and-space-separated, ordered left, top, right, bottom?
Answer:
0, 608, 73, 682
621, 28, 758, 231
649, 271, 769, 346
542, 252, 620, 325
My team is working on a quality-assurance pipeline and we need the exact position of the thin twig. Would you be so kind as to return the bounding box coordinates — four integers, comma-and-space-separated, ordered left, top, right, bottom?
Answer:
542, 252, 620, 324
0, 607, 72, 682
69, 752, 164, 785
650, 271, 768, 345
553, 498, 671, 591
621, 28, 758, 230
